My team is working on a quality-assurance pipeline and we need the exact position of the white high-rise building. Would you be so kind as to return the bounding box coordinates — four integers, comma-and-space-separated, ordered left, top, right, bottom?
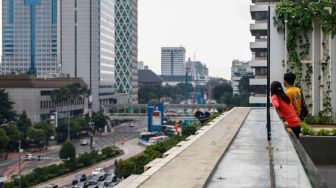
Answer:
61, 0, 116, 111
249, 0, 278, 105
1, 0, 59, 77
115, 0, 138, 104
231, 60, 255, 94
161, 47, 186, 76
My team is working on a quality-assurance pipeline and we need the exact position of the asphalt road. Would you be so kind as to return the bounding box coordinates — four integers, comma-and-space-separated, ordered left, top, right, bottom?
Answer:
36, 138, 145, 188
0, 119, 147, 177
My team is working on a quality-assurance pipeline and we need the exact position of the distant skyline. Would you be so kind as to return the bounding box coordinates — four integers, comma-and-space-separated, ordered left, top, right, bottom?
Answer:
0, 0, 254, 80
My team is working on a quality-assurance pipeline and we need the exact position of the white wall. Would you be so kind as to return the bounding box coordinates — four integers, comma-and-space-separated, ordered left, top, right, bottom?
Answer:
270, 6, 285, 87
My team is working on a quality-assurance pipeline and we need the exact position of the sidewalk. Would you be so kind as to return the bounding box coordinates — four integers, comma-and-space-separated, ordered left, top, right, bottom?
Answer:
34, 138, 145, 188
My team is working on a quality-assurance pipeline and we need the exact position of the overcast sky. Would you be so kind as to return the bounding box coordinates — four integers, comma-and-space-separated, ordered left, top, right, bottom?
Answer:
138, 0, 253, 79
0, 0, 253, 80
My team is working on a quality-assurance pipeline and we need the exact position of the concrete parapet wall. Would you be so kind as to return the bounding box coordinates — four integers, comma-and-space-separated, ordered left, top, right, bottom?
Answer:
301, 136, 336, 165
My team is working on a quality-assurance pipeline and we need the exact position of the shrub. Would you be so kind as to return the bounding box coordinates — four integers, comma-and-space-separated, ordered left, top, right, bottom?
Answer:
115, 136, 184, 178
317, 129, 332, 136
182, 125, 197, 137
301, 122, 314, 136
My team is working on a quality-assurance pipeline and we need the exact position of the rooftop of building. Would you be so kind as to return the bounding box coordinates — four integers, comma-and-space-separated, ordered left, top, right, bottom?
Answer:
138, 69, 164, 83
160, 75, 192, 82
0, 74, 86, 89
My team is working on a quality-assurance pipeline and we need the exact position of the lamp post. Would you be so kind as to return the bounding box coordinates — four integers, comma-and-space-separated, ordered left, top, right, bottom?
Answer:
18, 140, 22, 188
89, 121, 94, 150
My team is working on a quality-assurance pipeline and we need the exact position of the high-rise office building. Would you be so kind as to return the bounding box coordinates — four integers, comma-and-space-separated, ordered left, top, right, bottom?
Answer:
186, 58, 209, 86
1, 0, 59, 77
161, 47, 186, 76
231, 60, 255, 94
115, 0, 138, 104
61, 0, 116, 111
249, 0, 278, 105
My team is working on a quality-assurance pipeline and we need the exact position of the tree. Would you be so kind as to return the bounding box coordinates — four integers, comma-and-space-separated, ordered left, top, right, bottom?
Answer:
92, 112, 108, 131
51, 83, 89, 140
16, 111, 32, 137
212, 83, 233, 103
59, 141, 76, 170
239, 76, 254, 94
34, 121, 56, 147
2, 124, 23, 159
27, 127, 44, 145
0, 89, 16, 125
0, 128, 9, 153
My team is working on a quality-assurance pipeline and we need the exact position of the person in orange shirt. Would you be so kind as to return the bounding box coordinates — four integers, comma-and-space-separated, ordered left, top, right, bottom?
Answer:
284, 73, 302, 117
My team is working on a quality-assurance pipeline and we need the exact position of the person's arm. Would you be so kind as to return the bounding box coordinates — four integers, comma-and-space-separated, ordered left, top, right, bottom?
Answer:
272, 95, 280, 109
272, 95, 284, 120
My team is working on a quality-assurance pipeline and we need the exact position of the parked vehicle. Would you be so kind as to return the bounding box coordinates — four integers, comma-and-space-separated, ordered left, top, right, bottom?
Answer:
44, 184, 58, 188
72, 182, 85, 188
72, 174, 87, 185
92, 168, 105, 176
106, 169, 114, 176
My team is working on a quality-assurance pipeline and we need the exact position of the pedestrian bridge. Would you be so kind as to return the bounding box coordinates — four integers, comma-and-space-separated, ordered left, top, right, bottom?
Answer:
115, 108, 327, 188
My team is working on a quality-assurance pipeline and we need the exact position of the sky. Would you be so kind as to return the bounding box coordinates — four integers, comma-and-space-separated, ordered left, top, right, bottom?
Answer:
138, 0, 254, 79
0, 0, 253, 80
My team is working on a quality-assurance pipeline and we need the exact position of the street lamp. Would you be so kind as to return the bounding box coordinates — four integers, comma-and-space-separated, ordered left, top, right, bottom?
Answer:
89, 121, 95, 150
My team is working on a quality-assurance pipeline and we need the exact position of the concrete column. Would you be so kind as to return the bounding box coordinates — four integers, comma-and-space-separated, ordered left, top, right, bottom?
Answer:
312, 22, 321, 115
330, 37, 336, 115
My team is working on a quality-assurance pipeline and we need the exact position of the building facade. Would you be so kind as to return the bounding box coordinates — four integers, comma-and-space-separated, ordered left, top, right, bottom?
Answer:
231, 60, 255, 94
269, 5, 336, 116
186, 58, 209, 86
161, 47, 186, 76
249, 0, 278, 105
115, 0, 138, 104
0, 75, 87, 123
60, 0, 116, 111
1, 0, 59, 77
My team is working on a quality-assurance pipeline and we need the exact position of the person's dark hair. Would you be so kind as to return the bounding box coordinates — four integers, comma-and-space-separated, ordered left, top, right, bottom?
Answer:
284, 72, 296, 85
271, 81, 290, 104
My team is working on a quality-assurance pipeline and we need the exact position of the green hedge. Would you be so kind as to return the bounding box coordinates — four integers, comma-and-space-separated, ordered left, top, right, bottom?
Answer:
5, 146, 121, 188
115, 136, 184, 178
301, 122, 336, 136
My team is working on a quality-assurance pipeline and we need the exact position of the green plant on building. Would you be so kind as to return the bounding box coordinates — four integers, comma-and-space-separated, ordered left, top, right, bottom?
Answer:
274, 0, 336, 116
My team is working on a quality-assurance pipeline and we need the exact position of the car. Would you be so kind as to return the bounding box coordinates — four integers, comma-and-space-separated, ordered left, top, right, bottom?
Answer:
45, 184, 58, 188
80, 138, 89, 146
92, 168, 105, 176
72, 182, 85, 188
106, 169, 114, 176
129, 123, 134, 127
25, 153, 35, 161
72, 174, 87, 185
87, 186, 98, 188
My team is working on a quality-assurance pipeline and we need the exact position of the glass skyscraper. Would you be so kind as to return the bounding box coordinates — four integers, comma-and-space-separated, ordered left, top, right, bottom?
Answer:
1, 0, 59, 77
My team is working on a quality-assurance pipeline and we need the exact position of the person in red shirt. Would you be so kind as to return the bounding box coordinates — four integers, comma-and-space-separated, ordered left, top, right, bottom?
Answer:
271, 81, 301, 138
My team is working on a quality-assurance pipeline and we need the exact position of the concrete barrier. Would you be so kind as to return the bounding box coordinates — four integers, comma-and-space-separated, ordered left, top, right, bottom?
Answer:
301, 136, 336, 165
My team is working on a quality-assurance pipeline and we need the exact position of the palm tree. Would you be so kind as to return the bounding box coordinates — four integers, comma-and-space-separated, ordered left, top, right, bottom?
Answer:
51, 83, 88, 140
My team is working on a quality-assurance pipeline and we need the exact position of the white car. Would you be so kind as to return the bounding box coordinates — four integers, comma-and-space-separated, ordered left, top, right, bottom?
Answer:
91, 168, 105, 176
25, 154, 35, 161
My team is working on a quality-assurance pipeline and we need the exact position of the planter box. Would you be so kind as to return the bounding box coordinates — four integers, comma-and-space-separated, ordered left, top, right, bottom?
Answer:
301, 136, 336, 165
